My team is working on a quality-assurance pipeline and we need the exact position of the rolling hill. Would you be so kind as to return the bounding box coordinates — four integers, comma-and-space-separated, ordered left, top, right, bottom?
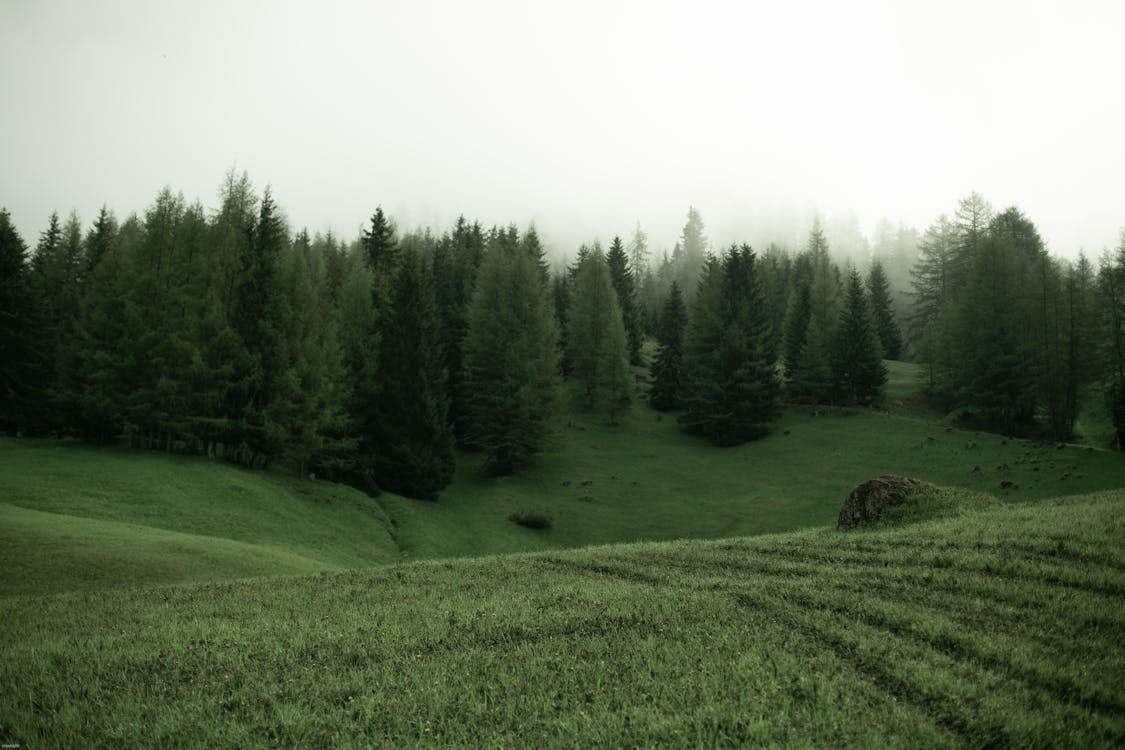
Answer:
1, 486, 1122, 747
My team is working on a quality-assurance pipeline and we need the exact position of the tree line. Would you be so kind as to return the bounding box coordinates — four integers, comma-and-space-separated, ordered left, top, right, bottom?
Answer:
1, 176, 1121, 499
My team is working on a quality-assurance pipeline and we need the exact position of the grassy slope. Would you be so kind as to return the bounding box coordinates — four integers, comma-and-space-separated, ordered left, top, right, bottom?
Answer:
384, 385, 1125, 560
0, 440, 399, 595
2, 487, 1122, 748
4, 362, 1125, 594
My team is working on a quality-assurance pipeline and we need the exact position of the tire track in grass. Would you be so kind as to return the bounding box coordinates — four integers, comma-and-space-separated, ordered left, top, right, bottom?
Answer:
759, 543, 1125, 598
558, 548, 1120, 746
736, 553, 1125, 661
728, 584, 1121, 749
725, 586, 975, 746
768, 577, 1125, 720
823, 574, 1125, 688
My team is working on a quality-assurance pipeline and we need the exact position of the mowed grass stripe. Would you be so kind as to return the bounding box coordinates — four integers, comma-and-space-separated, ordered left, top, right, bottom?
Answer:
746, 577, 1124, 717
729, 585, 1120, 748
2, 491, 1123, 747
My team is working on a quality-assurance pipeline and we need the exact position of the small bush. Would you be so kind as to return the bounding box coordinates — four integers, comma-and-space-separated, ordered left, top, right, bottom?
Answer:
508, 510, 552, 530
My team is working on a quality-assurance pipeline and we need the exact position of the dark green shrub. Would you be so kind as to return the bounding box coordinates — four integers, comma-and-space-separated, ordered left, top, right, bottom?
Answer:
508, 510, 552, 530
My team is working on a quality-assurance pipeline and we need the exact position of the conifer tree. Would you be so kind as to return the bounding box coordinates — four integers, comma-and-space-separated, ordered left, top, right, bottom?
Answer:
673, 207, 708, 300
606, 235, 642, 364
1097, 236, 1125, 449
369, 248, 454, 499
833, 267, 887, 404
331, 246, 380, 482
0, 210, 38, 431
866, 259, 902, 360
788, 224, 839, 403
84, 207, 117, 274
432, 216, 486, 442
27, 211, 81, 430
681, 245, 779, 444
567, 247, 631, 422
362, 206, 397, 276
1061, 254, 1096, 436
520, 224, 551, 284
462, 234, 559, 474
649, 282, 687, 411
228, 187, 290, 465
910, 215, 959, 390
628, 222, 649, 278
276, 229, 346, 474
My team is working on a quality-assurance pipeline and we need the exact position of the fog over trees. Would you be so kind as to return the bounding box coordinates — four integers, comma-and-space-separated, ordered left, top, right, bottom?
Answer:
3, 176, 1123, 499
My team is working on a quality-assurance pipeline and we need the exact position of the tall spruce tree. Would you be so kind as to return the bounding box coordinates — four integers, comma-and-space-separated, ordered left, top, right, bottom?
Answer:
432, 216, 486, 442
866, 260, 902, 360
649, 282, 687, 411
681, 245, 780, 444
782, 283, 811, 387
369, 248, 454, 499
833, 267, 887, 404
26, 212, 70, 429
1097, 236, 1125, 449
362, 206, 397, 276
462, 234, 559, 475
331, 246, 380, 483
1060, 254, 1096, 437
788, 224, 839, 403
628, 222, 649, 278
0, 210, 38, 431
567, 247, 631, 422
674, 207, 708, 300
910, 215, 959, 391
606, 235, 642, 364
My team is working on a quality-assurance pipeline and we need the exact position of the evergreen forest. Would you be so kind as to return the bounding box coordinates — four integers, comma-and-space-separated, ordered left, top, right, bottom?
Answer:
3, 178, 1123, 499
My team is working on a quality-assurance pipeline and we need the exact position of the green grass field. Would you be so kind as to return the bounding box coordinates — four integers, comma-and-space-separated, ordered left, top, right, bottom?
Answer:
0, 440, 398, 595
2, 361, 1124, 746
2, 486, 1122, 747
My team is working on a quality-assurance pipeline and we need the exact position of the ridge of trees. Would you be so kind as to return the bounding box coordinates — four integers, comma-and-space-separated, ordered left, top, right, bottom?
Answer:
2, 179, 1121, 505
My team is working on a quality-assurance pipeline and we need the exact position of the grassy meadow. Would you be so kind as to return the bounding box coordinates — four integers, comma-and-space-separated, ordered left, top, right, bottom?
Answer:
1, 487, 1122, 747
2, 361, 1124, 746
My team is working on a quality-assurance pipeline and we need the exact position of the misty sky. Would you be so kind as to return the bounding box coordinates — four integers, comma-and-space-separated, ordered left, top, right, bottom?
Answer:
2, 0, 1123, 261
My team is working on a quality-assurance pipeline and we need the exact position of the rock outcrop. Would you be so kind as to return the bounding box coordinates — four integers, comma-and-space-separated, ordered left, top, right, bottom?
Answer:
836, 475, 926, 529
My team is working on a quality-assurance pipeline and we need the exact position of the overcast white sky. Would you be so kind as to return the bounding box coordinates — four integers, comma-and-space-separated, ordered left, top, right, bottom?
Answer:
2, 0, 1122, 260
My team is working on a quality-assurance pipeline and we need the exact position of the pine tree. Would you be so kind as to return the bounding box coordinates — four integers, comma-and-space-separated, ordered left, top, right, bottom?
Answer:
27, 211, 80, 430
649, 282, 687, 411
227, 187, 290, 465
606, 235, 642, 364
331, 246, 379, 483
84, 206, 117, 274
520, 224, 551, 284
1061, 254, 1096, 437
681, 245, 780, 444
788, 225, 839, 404
369, 248, 454, 499
462, 234, 559, 475
833, 267, 887, 404
362, 206, 397, 276
0, 209, 38, 431
432, 216, 486, 443
866, 259, 902, 360
674, 207, 708, 300
567, 247, 631, 422
910, 215, 959, 391
627, 222, 649, 278
1097, 236, 1125, 449
951, 210, 1043, 433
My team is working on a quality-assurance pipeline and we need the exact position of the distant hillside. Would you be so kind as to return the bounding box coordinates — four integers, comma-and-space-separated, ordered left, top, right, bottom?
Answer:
2, 488, 1122, 747
0, 438, 398, 595
5, 364, 1125, 594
